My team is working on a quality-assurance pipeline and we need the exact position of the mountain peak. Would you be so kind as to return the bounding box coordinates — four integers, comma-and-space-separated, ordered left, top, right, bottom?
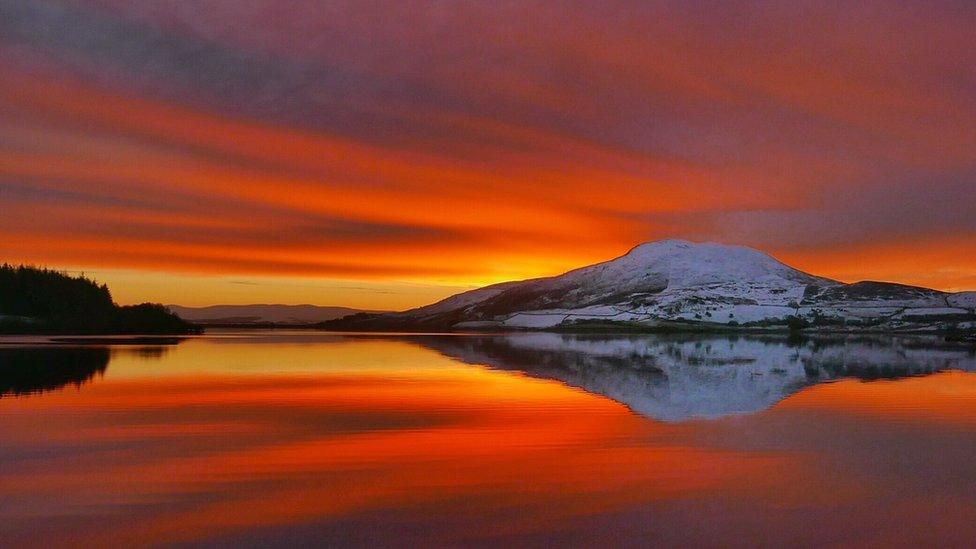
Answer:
626, 239, 758, 257
599, 239, 819, 290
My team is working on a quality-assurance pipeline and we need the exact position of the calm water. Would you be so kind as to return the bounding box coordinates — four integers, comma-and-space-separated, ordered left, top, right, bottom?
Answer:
2, 331, 976, 547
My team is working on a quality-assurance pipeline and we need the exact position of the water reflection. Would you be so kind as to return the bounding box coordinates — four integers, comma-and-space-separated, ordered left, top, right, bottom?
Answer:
0, 347, 110, 397
2, 332, 976, 546
415, 333, 976, 421
3, 332, 974, 422
0, 338, 183, 397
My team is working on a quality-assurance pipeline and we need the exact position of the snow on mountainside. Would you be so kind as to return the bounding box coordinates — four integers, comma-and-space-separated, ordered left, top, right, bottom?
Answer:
325, 240, 976, 333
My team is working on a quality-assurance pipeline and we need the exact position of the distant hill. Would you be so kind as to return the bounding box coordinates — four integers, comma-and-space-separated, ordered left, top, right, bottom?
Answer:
0, 264, 199, 335
322, 240, 976, 333
167, 304, 384, 325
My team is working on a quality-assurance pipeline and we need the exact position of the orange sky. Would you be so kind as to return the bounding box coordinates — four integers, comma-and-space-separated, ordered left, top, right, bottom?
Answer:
1, 1, 974, 308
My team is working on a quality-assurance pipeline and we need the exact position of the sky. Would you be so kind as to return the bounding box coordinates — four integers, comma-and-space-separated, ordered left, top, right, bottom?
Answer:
1, 0, 974, 309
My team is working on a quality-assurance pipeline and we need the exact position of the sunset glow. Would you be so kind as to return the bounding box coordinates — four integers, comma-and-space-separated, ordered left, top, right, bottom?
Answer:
2, 1, 974, 308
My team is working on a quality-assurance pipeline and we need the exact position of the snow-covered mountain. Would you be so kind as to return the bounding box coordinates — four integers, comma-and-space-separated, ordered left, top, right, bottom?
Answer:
415, 333, 976, 421
325, 240, 976, 332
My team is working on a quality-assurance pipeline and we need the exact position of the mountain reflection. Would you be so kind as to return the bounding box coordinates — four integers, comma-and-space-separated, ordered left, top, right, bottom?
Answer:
414, 334, 976, 421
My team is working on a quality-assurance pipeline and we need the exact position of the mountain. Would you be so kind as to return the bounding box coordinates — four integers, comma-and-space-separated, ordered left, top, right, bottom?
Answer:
323, 240, 976, 333
167, 304, 383, 325
412, 333, 976, 421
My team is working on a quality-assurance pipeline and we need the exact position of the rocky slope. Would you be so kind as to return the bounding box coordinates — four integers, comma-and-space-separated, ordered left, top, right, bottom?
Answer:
325, 240, 976, 333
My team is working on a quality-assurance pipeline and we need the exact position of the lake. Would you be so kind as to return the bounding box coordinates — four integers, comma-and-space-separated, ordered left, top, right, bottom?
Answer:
2, 331, 976, 547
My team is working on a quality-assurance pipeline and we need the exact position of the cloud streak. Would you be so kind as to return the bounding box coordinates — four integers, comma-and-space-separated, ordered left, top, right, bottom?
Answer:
1, 0, 974, 305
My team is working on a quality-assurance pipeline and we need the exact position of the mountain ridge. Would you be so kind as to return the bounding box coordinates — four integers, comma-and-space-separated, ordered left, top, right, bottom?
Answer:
322, 240, 976, 333
167, 304, 385, 325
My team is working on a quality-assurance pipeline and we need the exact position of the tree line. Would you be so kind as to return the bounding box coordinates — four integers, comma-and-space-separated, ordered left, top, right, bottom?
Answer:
0, 264, 199, 334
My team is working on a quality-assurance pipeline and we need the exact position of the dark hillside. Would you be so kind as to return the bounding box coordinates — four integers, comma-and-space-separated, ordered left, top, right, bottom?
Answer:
0, 264, 200, 335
